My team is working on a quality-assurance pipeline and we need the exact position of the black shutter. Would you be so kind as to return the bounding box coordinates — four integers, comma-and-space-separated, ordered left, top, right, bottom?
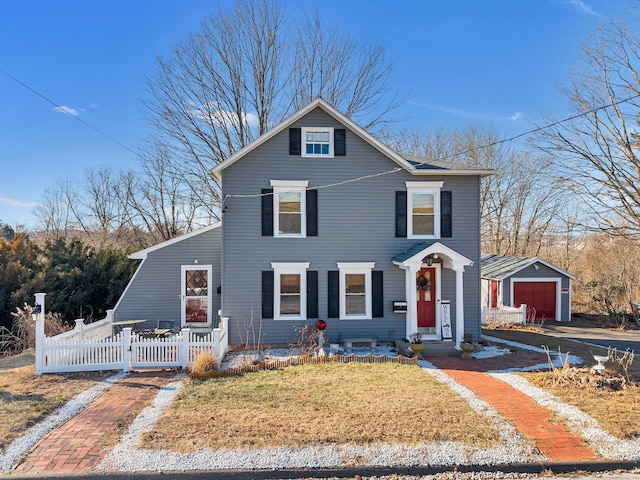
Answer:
306, 189, 317, 236
262, 270, 274, 319
328, 271, 339, 318
334, 128, 346, 156
289, 128, 301, 155
372, 271, 384, 318
395, 191, 407, 237
261, 188, 273, 236
307, 271, 318, 319
441, 191, 452, 238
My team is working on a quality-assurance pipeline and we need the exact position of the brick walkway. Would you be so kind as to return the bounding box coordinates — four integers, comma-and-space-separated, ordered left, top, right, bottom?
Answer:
429, 353, 599, 462
13, 371, 176, 476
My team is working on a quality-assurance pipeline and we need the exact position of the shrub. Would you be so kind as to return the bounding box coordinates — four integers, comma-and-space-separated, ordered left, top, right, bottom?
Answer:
191, 351, 219, 376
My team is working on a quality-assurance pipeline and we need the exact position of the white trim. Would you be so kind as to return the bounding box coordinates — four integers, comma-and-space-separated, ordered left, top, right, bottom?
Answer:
406, 183, 443, 239
337, 262, 375, 320
416, 263, 442, 340
129, 223, 220, 260
510, 277, 562, 322
181, 265, 213, 328
301, 127, 334, 158
271, 262, 310, 320
270, 181, 309, 238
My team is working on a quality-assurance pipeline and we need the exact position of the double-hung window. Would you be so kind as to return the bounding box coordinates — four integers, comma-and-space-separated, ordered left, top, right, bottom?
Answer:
406, 181, 443, 239
271, 180, 308, 237
338, 262, 375, 320
302, 127, 334, 158
271, 262, 309, 320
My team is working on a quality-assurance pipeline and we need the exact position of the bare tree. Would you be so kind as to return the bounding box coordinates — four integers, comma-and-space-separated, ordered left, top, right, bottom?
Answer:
125, 139, 205, 245
143, 0, 399, 216
533, 13, 640, 235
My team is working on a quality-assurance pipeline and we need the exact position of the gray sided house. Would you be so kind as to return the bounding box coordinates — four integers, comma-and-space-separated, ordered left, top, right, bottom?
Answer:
211, 98, 493, 347
481, 253, 576, 322
114, 224, 222, 331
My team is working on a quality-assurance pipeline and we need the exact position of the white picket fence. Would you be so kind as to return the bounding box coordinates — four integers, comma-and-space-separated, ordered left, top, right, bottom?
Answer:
34, 295, 228, 375
481, 304, 527, 325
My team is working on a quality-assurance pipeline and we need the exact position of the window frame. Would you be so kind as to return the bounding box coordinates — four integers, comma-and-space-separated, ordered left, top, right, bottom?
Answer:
271, 262, 309, 320
301, 127, 334, 158
406, 181, 444, 239
337, 262, 375, 320
270, 180, 308, 238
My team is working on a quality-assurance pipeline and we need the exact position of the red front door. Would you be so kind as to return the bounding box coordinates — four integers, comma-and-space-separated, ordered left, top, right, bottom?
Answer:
416, 267, 436, 328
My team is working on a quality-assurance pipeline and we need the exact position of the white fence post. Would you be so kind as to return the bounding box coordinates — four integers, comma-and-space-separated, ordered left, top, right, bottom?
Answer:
180, 328, 190, 369
34, 293, 46, 376
74, 318, 85, 339
122, 328, 132, 373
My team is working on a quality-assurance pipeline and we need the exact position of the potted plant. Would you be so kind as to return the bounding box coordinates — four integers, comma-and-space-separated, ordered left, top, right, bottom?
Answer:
408, 332, 424, 354
460, 333, 474, 360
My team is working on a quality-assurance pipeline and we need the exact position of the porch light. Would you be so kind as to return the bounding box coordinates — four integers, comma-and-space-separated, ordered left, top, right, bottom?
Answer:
32, 303, 41, 321
425, 256, 433, 266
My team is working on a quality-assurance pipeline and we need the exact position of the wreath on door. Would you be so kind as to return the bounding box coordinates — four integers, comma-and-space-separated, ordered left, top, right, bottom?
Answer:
416, 275, 432, 291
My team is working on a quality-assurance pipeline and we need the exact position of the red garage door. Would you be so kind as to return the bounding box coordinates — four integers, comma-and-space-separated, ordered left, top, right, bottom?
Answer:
513, 281, 556, 321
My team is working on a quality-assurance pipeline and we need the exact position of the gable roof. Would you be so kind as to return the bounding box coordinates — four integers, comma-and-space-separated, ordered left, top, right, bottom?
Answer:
129, 223, 220, 260
481, 253, 576, 281
210, 98, 494, 181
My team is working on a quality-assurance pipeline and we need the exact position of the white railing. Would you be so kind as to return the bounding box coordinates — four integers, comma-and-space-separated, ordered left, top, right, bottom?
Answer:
481, 305, 527, 325
34, 294, 230, 375
48, 311, 114, 345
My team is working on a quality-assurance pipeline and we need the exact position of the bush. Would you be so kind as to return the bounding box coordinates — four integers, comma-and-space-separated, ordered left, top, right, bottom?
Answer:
190, 351, 219, 377
0, 304, 68, 355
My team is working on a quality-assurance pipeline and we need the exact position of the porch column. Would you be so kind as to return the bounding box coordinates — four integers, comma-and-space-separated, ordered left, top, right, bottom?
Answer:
404, 266, 419, 337
452, 264, 465, 348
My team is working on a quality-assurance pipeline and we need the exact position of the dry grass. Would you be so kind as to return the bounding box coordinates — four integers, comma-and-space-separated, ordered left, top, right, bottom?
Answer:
485, 325, 640, 440
525, 370, 640, 440
141, 362, 501, 452
190, 351, 219, 377
0, 351, 113, 449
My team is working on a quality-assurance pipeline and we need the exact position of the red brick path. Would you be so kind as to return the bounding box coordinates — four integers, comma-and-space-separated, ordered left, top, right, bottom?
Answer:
13, 372, 175, 476
429, 354, 599, 462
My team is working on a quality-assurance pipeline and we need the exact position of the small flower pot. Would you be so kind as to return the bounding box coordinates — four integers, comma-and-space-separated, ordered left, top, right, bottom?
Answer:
409, 343, 424, 354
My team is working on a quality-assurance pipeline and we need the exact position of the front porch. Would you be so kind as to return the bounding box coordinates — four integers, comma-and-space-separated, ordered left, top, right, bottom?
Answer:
393, 241, 474, 347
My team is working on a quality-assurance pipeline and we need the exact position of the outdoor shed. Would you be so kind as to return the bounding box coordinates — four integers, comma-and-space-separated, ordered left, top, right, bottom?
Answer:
480, 253, 576, 322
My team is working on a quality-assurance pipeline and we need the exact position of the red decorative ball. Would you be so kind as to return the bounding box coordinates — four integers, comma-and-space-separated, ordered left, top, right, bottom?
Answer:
316, 319, 327, 330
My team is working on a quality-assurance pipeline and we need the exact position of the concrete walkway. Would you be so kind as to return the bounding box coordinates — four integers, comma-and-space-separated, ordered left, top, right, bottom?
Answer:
12, 371, 175, 476
8, 346, 607, 476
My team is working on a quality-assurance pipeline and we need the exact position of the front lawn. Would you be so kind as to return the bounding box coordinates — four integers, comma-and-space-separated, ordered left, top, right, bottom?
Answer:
140, 362, 502, 452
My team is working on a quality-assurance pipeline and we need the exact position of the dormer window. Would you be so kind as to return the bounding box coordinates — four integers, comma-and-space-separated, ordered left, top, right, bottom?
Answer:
302, 127, 334, 157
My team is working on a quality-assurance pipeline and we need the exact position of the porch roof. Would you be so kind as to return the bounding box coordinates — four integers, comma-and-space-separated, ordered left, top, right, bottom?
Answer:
392, 241, 473, 270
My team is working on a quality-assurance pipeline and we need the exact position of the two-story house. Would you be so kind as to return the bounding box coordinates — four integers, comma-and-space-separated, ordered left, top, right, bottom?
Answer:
114, 99, 492, 348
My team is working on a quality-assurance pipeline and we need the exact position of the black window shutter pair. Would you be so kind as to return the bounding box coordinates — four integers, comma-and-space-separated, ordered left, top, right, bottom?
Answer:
261, 188, 317, 236
289, 128, 346, 156
327, 271, 384, 318
262, 270, 318, 319
395, 190, 452, 238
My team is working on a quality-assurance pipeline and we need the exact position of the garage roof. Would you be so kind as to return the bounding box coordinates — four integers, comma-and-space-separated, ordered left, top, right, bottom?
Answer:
481, 253, 576, 281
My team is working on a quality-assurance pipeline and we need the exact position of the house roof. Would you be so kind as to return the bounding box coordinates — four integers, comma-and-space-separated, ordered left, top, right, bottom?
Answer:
481, 253, 577, 281
210, 98, 494, 181
129, 223, 220, 260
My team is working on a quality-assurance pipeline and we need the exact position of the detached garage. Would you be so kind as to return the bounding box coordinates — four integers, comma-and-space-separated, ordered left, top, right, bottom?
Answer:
481, 254, 576, 322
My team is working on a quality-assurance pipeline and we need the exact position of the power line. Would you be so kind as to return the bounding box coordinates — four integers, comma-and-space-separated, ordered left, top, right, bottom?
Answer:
0, 67, 139, 157
223, 91, 640, 204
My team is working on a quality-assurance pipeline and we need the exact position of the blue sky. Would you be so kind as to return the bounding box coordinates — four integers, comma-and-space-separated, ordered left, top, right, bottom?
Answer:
0, 0, 630, 228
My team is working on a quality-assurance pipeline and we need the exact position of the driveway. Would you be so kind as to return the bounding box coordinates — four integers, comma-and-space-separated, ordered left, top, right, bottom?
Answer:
542, 320, 640, 352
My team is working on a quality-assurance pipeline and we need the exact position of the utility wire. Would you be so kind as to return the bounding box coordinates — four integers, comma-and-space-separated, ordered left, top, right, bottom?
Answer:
0, 67, 139, 156
223, 91, 640, 204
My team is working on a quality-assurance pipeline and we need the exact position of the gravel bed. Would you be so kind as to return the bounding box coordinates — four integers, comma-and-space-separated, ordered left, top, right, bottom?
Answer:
490, 371, 640, 461
0, 371, 127, 473
97, 354, 544, 473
